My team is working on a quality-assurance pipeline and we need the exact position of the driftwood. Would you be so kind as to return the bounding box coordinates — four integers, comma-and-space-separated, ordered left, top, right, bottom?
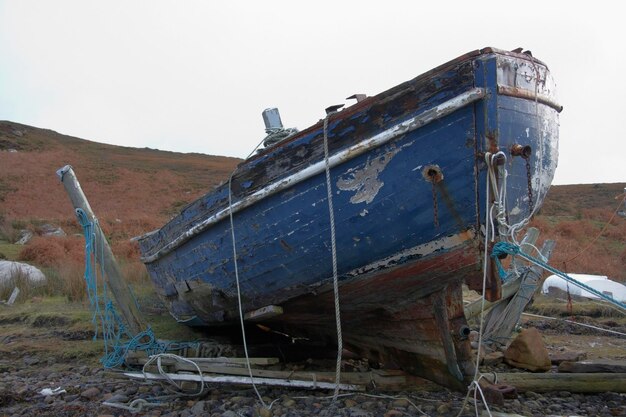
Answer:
492, 372, 626, 393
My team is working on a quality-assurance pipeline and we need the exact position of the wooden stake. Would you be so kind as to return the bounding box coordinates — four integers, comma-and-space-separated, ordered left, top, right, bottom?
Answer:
56, 165, 147, 335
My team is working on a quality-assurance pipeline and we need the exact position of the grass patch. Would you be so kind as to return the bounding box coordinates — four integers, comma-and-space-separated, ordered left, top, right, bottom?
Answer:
528, 295, 626, 322
0, 240, 21, 260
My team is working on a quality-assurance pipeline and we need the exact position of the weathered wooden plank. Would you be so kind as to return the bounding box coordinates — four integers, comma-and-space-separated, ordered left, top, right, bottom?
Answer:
493, 373, 626, 393
464, 280, 521, 319
125, 352, 279, 366
558, 360, 626, 374
147, 361, 428, 388
483, 236, 555, 345
124, 371, 364, 391
140, 361, 440, 391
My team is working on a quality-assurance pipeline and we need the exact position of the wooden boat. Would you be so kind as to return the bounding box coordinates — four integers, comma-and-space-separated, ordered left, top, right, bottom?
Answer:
137, 47, 561, 390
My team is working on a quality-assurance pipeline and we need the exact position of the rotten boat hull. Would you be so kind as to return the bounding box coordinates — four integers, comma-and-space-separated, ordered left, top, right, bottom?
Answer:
138, 47, 560, 390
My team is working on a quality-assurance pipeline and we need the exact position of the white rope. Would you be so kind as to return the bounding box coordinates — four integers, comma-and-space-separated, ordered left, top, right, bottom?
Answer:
103, 398, 168, 414
323, 115, 344, 403
456, 153, 496, 417
457, 57, 548, 416
227, 136, 271, 409
142, 353, 206, 396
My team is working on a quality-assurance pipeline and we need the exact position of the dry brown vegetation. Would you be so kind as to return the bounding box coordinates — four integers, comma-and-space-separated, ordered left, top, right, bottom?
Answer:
0, 120, 240, 302
531, 182, 626, 282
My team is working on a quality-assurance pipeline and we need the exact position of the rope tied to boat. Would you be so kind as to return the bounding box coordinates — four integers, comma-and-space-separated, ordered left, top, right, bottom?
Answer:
323, 114, 344, 403
227, 135, 271, 409
491, 241, 626, 311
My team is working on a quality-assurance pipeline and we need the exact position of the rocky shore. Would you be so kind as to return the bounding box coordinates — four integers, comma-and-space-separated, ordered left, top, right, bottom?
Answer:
1, 356, 624, 417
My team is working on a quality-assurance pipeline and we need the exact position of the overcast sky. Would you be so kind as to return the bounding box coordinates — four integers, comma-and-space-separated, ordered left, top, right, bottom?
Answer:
1, 1, 624, 185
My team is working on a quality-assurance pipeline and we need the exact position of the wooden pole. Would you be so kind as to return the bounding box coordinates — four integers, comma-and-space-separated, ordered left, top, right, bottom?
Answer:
56, 165, 147, 335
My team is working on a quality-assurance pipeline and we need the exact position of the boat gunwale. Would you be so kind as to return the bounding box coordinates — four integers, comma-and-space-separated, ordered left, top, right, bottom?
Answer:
245, 47, 548, 164
139, 88, 486, 263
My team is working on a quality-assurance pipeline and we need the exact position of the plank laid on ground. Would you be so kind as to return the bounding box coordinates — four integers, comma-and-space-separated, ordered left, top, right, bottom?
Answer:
124, 371, 364, 391
558, 360, 626, 373
494, 372, 626, 393
140, 361, 440, 391
125, 352, 279, 366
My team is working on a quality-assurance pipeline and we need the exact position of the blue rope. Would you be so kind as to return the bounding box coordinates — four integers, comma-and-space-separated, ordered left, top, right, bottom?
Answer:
75, 208, 199, 368
491, 241, 626, 311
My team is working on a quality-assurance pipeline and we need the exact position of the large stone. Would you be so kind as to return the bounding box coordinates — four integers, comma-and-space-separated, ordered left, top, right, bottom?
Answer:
504, 328, 551, 372
0, 260, 46, 286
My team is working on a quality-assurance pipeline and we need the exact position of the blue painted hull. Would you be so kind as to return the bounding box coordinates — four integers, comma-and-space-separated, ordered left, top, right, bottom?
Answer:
138, 48, 560, 389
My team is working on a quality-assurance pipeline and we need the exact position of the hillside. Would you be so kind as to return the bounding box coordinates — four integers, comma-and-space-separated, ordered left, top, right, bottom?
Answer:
0, 120, 624, 284
532, 182, 626, 282
0, 121, 241, 240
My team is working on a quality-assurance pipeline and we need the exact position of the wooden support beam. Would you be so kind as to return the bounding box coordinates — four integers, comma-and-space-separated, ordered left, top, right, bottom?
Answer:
483, 232, 555, 345
464, 280, 521, 319
464, 228, 540, 320
56, 165, 147, 335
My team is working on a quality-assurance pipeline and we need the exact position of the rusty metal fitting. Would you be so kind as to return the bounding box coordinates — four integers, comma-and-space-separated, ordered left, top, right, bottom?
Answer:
510, 143, 532, 159
422, 165, 444, 183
